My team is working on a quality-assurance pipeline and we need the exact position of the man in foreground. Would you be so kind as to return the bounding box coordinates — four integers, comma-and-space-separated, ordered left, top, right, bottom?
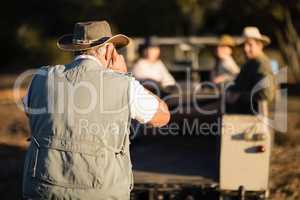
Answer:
22, 20, 170, 200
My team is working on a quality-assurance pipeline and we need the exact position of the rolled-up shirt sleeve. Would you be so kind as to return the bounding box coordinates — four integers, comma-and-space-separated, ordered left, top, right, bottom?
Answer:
129, 79, 159, 123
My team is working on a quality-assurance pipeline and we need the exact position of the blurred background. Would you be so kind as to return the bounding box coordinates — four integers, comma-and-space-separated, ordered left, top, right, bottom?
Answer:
0, 0, 299, 77
0, 0, 299, 199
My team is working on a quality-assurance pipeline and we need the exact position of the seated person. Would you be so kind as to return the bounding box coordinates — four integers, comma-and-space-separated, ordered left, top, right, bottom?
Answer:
132, 43, 176, 89
213, 35, 240, 84
227, 27, 276, 114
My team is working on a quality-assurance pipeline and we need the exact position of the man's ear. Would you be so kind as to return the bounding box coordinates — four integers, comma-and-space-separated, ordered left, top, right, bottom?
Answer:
105, 43, 114, 61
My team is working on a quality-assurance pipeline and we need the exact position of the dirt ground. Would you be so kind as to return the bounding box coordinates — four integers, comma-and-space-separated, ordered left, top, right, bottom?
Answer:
0, 90, 299, 200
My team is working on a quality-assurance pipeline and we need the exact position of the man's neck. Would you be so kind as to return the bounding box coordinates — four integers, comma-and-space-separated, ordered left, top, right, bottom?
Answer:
74, 54, 105, 68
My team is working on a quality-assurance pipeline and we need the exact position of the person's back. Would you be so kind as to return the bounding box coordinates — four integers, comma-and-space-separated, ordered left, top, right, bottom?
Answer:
22, 21, 170, 200
23, 59, 133, 199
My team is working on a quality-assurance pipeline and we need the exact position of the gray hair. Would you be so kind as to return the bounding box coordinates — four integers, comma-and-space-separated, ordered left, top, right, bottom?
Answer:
74, 45, 107, 57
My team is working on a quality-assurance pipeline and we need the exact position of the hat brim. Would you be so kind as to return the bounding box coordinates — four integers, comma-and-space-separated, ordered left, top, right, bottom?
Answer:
57, 34, 130, 51
240, 35, 271, 46
217, 42, 236, 47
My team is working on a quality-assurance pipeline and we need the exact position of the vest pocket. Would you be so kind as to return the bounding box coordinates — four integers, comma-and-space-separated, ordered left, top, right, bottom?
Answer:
32, 145, 105, 189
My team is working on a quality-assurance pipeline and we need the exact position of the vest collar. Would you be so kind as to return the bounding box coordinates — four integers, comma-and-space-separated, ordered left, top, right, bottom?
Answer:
74, 55, 105, 69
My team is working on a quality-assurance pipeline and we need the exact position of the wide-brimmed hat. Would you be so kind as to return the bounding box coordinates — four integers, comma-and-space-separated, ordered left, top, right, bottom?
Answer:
241, 26, 271, 45
57, 20, 130, 51
218, 35, 236, 47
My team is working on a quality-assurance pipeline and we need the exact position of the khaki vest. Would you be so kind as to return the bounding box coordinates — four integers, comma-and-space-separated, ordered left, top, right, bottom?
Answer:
22, 58, 133, 200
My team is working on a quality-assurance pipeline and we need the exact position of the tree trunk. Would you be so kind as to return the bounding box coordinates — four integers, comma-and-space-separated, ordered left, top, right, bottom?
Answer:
274, 8, 300, 81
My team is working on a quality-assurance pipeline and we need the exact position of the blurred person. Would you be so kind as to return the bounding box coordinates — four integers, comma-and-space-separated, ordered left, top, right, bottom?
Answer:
22, 21, 170, 200
227, 26, 276, 114
213, 35, 240, 84
132, 42, 176, 89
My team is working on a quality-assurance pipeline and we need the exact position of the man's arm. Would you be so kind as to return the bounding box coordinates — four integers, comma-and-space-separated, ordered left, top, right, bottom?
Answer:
130, 79, 170, 127
144, 89, 170, 127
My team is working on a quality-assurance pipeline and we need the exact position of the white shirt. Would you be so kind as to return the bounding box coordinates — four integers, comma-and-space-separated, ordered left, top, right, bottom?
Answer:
132, 59, 176, 87
23, 55, 158, 124
217, 56, 240, 81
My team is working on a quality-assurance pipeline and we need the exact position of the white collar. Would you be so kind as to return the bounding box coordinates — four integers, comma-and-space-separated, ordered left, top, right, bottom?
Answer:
74, 55, 104, 68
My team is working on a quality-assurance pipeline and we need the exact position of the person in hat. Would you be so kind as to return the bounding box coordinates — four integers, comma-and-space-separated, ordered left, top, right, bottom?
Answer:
22, 20, 170, 200
213, 35, 240, 84
132, 40, 176, 89
227, 26, 276, 114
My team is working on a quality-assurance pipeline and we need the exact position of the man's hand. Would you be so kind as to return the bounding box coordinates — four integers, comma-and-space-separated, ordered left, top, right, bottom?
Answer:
105, 43, 128, 73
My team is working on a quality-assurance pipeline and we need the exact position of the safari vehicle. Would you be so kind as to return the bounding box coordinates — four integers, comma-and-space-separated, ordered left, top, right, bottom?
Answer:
126, 37, 273, 200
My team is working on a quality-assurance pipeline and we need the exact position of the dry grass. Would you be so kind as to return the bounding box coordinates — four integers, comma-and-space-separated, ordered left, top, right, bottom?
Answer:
270, 146, 300, 200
